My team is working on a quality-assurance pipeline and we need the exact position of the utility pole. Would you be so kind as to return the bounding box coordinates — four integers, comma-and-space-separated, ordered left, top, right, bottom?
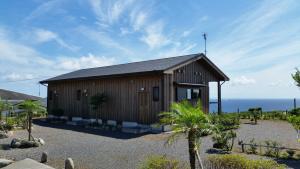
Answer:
203, 33, 207, 55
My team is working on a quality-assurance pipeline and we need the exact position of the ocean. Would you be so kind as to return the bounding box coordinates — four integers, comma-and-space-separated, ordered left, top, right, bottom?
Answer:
209, 98, 300, 113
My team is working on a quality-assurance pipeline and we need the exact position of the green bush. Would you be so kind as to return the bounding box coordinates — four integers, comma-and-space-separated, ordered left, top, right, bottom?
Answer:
205, 154, 286, 169
286, 149, 295, 158
212, 130, 236, 151
140, 155, 188, 169
264, 140, 281, 157
289, 108, 300, 116
211, 113, 240, 131
247, 138, 257, 154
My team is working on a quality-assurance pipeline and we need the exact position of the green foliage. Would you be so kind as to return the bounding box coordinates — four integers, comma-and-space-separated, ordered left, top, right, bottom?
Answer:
140, 155, 188, 169
18, 100, 46, 141
287, 115, 300, 130
248, 138, 257, 154
248, 108, 262, 124
212, 129, 236, 151
292, 68, 300, 88
289, 108, 300, 116
90, 93, 108, 110
264, 140, 281, 157
159, 100, 213, 169
286, 149, 295, 158
205, 154, 286, 169
210, 113, 240, 131
51, 108, 64, 116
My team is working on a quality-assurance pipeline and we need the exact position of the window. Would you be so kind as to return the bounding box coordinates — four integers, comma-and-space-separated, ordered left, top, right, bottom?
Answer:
48, 91, 53, 100
192, 89, 201, 99
76, 90, 81, 101
153, 86, 159, 101
176, 88, 201, 101
187, 89, 192, 100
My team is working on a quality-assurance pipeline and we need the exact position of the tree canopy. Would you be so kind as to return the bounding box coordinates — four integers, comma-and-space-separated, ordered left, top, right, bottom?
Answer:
292, 68, 300, 88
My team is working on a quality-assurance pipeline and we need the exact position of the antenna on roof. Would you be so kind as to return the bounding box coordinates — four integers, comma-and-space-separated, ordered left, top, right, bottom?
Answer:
202, 33, 207, 55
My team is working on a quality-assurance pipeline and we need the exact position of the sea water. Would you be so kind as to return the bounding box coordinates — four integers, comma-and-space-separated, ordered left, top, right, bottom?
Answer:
209, 98, 300, 113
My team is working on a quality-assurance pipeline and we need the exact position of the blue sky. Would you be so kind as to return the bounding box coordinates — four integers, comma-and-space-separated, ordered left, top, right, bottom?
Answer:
0, 0, 299, 98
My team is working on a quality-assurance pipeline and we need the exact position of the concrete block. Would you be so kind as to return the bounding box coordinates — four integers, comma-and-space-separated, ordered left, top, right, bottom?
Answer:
107, 120, 117, 126
66, 121, 77, 125
163, 125, 172, 132
97, 119, 102, 125
60, 116, 68, 120
72, 117, 82, 122
47, 115, 54, 119
150, 124, 163, 133
122, 121, 138, 128
89, 119, 96, 123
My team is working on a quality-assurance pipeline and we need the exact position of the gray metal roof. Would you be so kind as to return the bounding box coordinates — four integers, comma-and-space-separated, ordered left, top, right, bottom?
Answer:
40, 53, 228, 83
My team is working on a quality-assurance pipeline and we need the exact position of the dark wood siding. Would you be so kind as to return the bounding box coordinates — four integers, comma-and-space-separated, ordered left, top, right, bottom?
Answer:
172, 60, 220, 113
48, 75, 162, 124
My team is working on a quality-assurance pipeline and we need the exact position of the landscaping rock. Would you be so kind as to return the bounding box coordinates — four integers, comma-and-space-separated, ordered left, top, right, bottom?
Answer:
41, 152, 48, 163
10, 138, 21, 148
35, 138, 45, 145
0, 132, 8, 139
11, 138, 40, 148
65, 158, 74, 169
0, 159, 13, 168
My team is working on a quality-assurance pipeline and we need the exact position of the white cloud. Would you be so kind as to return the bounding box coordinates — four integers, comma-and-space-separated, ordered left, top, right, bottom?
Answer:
88, 0, 134, 25
229, 76, 256, 86
33, 28, 79, 51
57, 53, 115, 70
130, 10, 148, 31
140, 20, 170, 49
3, 73, 35, 81
34, 29, 57, 43
23, 0, 64, 22
77, 26, 132, 54
200, 16, 208, 22
182, 30, 191, 37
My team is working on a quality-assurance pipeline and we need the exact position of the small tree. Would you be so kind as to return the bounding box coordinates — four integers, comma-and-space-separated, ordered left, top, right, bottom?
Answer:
248, 108, 261, 124
292, 68, 300, 88
159, 100, 213, 169
288, 116, 300, 142
18, 100, 45, 141
90, 93, 108, 125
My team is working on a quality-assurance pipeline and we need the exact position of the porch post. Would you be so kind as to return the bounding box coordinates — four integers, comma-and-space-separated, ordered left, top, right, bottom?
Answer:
217, 81, 222, 115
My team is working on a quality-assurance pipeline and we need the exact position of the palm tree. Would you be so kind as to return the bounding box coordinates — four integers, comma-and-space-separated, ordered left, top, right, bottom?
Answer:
18, 100, 45, 141
90, 93, 108, 125
292, 68, 300, 88
159, 100, 213, 169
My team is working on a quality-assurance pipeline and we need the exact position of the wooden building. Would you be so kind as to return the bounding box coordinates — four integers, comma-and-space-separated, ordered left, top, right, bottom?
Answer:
40, 53, 229, 124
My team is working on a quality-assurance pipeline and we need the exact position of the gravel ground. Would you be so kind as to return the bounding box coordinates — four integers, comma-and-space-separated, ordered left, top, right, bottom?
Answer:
0, 120, 299, 169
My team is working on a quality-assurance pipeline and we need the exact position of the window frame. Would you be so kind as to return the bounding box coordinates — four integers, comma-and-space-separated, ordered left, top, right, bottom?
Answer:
76, 90, 81, 101
152, 86, 159, 102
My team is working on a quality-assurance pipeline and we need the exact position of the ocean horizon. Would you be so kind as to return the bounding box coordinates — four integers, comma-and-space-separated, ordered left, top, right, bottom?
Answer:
209, 98, 300, 113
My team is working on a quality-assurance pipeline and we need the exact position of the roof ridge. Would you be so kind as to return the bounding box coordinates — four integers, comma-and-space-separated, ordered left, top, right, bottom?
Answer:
78, 53, 201, 71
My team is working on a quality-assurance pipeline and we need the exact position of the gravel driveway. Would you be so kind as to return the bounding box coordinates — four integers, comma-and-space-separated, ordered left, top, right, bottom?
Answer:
0, 120, 299, 169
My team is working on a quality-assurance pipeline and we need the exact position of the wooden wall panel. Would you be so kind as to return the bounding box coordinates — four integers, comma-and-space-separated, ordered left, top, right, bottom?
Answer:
48, 75, 162, 124
171, 59, 219, 113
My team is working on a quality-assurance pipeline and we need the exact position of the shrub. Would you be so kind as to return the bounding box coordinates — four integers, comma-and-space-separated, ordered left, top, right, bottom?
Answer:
212, 130, 236, 151
248, 138, 257, 154
51, 108, 64, 116
264, 140, 281, 157
205, 154, 286, 169
289, 108, 300, 116
211, 113, 240, 131
286, 149, 295, 158
140, 155, 188, 169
